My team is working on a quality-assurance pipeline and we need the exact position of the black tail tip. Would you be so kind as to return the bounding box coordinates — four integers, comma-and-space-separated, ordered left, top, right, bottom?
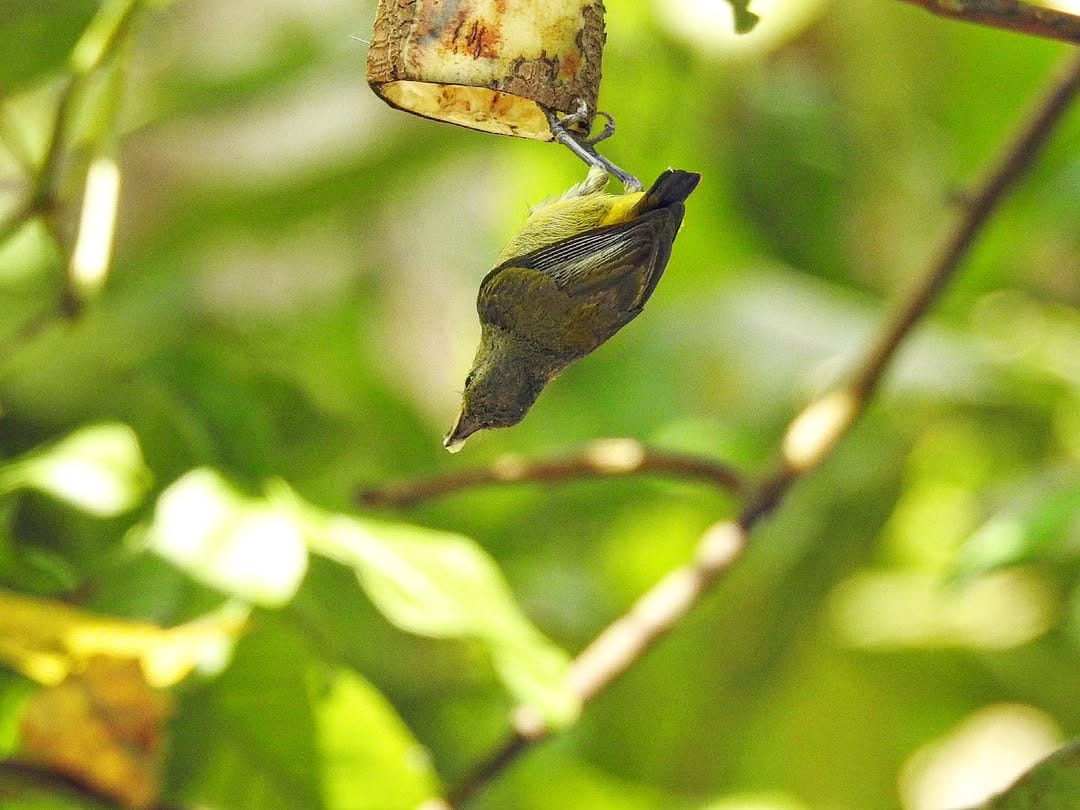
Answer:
648, 169, 702, 205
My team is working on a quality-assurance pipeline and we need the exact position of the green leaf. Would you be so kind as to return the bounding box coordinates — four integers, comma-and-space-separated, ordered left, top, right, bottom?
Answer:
975, 741, 1080, 809
143, 469, 308, 607
316, 670, 440, 810
0, 1, 97, 90
951, 473, 1080, 582
140, 462, 574, 740
490, 635, 581, 730
168, 617, 323, 810
0, 547, 81, 595
310, 516, 580, 728
0, 423, 151, 516
0, 670, 35, 758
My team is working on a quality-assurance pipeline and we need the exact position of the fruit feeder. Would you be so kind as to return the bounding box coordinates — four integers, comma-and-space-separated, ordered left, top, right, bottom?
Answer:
366, 0, 606, 141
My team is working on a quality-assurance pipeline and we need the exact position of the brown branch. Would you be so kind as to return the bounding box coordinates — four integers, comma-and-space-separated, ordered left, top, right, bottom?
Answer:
897, 0, 1080, 43
0, 0, 142, 321
0, 0, 139, 234
446, 50, 1080, 808
357, 438, 745, 507
31, 76, 79, 219
850, 49, 1080, 401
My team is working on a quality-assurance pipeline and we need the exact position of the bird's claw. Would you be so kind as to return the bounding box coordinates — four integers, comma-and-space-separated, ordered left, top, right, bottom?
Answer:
555, 98, 591, 134
555, 102, 616, 146
546, 103, 642, 193
583, 111, 616, 146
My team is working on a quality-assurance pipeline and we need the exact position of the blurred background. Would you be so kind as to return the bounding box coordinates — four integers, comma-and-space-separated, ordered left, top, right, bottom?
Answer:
0, 0, 1077, 808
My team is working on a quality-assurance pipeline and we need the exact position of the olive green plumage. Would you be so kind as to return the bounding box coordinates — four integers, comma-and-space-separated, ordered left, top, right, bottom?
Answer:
444, 168, 701, 451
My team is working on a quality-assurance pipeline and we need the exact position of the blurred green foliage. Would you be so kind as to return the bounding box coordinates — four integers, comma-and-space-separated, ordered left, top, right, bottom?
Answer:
0, 0, 1077, 808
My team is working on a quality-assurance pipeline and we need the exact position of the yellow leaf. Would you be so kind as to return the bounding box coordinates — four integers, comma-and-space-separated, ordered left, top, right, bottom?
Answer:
0, 588, 246, 687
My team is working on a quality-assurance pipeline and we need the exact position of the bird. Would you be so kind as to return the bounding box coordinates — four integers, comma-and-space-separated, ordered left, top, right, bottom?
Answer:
443, 165, 701, 452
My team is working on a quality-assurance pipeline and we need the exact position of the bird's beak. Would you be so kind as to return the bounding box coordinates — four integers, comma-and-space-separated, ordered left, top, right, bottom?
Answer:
443, 410, 479, 454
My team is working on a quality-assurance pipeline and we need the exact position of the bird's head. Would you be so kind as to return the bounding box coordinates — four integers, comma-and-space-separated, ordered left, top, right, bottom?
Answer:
444, 333, 548, 453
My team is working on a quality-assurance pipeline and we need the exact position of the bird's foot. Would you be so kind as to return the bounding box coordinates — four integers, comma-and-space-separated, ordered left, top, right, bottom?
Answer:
555, 98, 591, 134
545, 103, 643, 193
583, 111, 616, 146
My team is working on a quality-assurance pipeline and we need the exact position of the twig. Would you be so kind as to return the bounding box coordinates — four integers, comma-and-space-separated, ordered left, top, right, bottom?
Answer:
357, 438, 745, 507
31, 77, 79, 218
850, 49, 1080, 402
1, 0, 138, 233
0, 0, 142, 320
446, 50, 1080, 808
897, 0, 1080, 43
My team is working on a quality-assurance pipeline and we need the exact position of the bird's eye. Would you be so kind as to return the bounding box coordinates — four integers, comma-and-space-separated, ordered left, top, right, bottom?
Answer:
464, 371, 476, 387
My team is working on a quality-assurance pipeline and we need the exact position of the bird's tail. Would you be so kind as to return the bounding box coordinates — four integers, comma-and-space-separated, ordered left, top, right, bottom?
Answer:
633, 169, 701, 214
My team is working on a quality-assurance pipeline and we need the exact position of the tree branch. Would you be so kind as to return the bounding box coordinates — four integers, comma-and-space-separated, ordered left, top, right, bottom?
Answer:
0, 0, 142, 319
357, 438, 745, 507
446, 50, 1080, 808
850, 50, 1080, 402
897, 0, 1080, 43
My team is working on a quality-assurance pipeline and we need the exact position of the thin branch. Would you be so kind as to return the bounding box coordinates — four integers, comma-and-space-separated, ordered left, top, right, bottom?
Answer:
849, 49, 1080, 401
897, 0, 1080, 43
31, 76, 79, 217
357, 438, 745, 507
4, 0, 140, 228
0, 0, 142, 320
446, 50, 1080, 808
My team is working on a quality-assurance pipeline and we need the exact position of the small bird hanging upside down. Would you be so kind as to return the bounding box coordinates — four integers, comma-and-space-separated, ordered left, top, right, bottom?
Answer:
444, 165, 701, 452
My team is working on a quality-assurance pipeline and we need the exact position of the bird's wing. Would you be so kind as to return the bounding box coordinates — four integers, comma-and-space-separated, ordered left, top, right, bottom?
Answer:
485, 207, 679, 304
478, 207, 683, 354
